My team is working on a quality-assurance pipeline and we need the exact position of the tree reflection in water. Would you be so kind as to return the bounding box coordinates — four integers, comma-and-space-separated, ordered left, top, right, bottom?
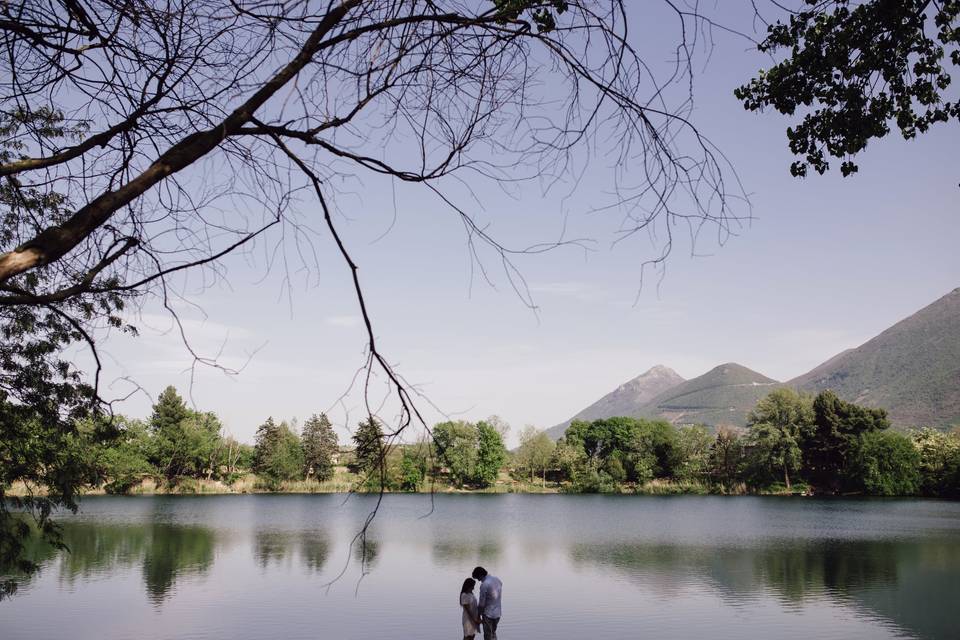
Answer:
142, 523, 215, 604
569, 538, 960, 638
300, 530, 331, 574
430, 538, 502, 568
1, 521, 216, 604
253, 530, 295, 569
353, 533, 380, 573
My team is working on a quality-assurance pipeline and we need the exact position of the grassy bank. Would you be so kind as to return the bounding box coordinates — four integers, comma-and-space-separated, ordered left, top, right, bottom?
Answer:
7, 472, 813, 497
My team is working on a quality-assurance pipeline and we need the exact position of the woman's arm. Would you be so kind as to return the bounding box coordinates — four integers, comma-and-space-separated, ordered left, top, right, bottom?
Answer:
462, 603, 481, 626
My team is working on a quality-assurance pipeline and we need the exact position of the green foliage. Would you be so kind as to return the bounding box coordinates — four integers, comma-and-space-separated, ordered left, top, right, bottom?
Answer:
301, 413, 338, 481
568, 460, 619, 494
911, 428, 960, 497
150, 386, 191, 436
398, 446, 428, 492
744, 422, 802, 490
0, 107, 125, 578
709, 427, 745, 489
253, 419, 304, 490
0, 406, 107, 580
351, 417, 390, 490
749, 388, 816, 435
432, 420, 478, 487
253, 417, 281, 472
603, 455, 627, 483
744, 389, 814, 490
431, 419, 506, 488
850, 430, 921, 496
513, 426, 555, 485
632, 419, 681, 479
675, 425, 713, 482
552, 438, 587, 482
217, 437, 254, 479
98, 418, 154, 493
557, 391, 924, 497
805, 390, 890, 492
737, 0, 960, 177
564, 416, 679, 484
492, 0, 568, 33
475, 421, 507, 488
148, 387, 221, 482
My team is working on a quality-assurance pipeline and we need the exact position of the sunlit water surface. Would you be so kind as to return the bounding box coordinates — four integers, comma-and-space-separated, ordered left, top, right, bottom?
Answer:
2, 495, 959, 640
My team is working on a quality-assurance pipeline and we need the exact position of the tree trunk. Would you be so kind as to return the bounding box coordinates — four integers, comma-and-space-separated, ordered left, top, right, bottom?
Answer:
0, 0, 361, 284
784, 465, 791, 492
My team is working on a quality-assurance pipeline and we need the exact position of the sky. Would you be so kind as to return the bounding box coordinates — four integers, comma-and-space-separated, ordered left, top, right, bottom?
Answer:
88, 3, 960, 447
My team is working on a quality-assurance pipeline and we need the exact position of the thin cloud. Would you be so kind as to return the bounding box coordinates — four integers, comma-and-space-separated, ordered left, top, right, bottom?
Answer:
324, 315, 362, 328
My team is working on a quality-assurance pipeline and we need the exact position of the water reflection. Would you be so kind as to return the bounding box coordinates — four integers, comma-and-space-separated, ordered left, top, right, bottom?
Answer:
3, 496, 959, 640
353, 533, 380, 572
253, 530, 295, 568
570, 538, 960, 639
431, 538, 502, 567
300, 530, 331, 573
1, 521, 215, 604
142, 524, 215, 603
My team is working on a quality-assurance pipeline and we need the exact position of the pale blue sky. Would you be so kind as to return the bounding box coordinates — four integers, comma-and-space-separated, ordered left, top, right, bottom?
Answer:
93, 4, 960, 446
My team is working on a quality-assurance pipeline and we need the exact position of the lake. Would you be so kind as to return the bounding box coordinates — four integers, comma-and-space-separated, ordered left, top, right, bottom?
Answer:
2, 495, 959, 639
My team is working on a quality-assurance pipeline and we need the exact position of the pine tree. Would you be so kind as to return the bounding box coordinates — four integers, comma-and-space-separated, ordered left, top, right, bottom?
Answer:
253, 417, 282, 473
301, 413, 338, 481
352, 418, 385, 474
150, 386, 190, 434
253, 418, 304, 489
149, 386, 191, 480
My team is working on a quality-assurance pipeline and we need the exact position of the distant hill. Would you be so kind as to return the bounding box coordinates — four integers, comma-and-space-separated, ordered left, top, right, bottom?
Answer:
545, 288, 960, 440
789, 288, 960, 429
637, 363, 780, 429
545, 365, 685, 440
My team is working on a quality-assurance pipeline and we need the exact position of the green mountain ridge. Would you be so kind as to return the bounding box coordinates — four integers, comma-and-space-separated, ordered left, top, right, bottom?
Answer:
636, 362, 780, 429
788, 287, 960, 429
547, 288, 960, 439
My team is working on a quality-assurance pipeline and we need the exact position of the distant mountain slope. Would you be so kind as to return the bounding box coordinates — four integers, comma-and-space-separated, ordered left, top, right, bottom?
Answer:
638, 363, 780, 428
789, 288, 960, 429
545, 365, 685, 440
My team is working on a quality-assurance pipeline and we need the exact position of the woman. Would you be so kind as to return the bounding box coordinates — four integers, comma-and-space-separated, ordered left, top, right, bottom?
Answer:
460, 578, 481, 640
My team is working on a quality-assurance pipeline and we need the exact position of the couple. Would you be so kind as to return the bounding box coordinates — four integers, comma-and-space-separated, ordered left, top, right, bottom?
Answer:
459, 566, 502, 640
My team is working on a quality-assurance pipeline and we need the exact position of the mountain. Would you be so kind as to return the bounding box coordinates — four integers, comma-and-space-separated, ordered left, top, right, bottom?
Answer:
637, 363, 780, 428
789, 288, 960, 429
545, 288, 960, 439
545, 365, 685, 440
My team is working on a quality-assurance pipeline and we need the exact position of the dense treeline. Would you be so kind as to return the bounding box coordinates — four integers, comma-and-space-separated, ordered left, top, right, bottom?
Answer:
36, 385, 960, 498
73, 386, 339, 493
75, 386, 513, 494
529, 389, 960, 497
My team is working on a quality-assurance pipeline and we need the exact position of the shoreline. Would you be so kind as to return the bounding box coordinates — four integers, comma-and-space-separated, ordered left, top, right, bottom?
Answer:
5, 476, 822, 498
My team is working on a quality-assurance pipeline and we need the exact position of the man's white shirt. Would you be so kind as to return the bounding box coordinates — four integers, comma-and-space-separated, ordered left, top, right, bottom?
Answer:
478, 575, 503, 619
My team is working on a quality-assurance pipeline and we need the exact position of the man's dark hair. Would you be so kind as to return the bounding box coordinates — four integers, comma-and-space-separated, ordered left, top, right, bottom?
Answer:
472, 566, 487, 580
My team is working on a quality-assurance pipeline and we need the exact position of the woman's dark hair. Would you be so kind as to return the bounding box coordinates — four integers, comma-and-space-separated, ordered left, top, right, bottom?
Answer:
461, 578, 476, 597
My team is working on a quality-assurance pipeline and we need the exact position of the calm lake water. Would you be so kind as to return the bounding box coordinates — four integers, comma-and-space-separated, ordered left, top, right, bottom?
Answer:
2, 495, 959, 640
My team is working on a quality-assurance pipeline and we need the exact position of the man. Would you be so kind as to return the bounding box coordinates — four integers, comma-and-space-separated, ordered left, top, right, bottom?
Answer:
472, 566, 503, 640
